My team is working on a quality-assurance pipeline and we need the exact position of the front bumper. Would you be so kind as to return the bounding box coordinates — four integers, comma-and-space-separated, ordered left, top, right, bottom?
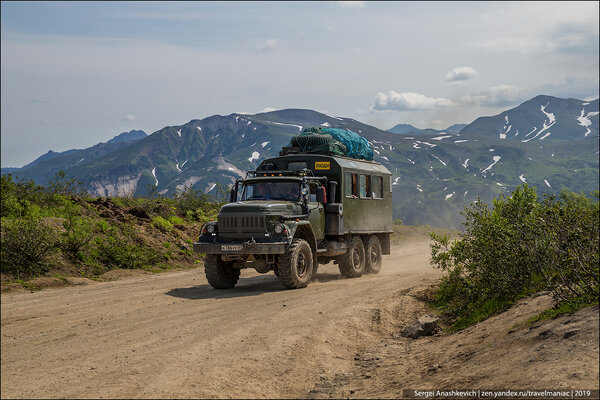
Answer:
193, 240, 288, 255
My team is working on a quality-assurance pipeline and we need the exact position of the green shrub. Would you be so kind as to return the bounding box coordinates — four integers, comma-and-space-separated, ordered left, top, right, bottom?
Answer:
169, 215, 184, 226
430, 185, 599, 329
96, 234, 159, 270
1, 217, 59, 278
152, 216, 173, 233
173, 184, 208, 214
59, 198, 103, 257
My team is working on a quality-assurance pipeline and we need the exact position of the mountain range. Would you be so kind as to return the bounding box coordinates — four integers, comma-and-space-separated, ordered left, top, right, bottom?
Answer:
3, 95, 598, 229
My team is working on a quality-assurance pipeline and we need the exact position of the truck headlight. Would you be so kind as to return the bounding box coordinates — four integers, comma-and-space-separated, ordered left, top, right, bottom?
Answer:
207, 224, 216, 233
274, 224, 285, 234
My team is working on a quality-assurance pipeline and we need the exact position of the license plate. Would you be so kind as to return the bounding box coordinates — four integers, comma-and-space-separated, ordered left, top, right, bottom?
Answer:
221, 245, 243, 251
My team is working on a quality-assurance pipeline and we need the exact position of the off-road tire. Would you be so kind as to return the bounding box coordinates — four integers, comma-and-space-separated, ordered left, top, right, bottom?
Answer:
338, 236, 366, 278
364, 235, 382, 274
204, 255, 240, 289
276, 239, 313, 289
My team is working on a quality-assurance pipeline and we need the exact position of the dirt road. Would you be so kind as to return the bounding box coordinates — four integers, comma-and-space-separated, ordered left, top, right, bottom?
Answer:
1, 236, 440, 398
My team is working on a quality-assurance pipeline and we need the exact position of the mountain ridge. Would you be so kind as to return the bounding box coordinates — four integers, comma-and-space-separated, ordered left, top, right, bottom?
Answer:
4, 96, 598, 228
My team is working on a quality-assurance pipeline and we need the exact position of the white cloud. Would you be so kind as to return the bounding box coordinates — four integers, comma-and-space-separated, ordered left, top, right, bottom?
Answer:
444, 66, 478, 82
255, 39, 278, 52
122, 114, 136, 121
372, 91, 454, 111
459, 84, 522, 107
336, 1, 365, 8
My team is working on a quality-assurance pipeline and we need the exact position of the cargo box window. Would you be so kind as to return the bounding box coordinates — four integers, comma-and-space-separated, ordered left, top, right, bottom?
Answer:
372, 176, 383, 199
288, 161, 307, 170
345, 172, 358, 198
359, 175, 371, 198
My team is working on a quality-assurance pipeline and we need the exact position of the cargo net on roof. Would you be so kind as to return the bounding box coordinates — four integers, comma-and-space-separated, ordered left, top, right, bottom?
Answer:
289, 127, 374, 161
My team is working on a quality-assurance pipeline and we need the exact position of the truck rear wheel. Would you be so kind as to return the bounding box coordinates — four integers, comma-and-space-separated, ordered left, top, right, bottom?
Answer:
276, 238, 313, 289
365, 235, 382, 274
338, 236, 366, 278
204, 255, 240, 289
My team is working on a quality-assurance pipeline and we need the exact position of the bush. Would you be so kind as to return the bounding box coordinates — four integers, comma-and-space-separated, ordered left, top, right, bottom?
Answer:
169, 215, 184, 226
430, 185, 599, 329
1, 217, 59, 278
59, 198, 103, 257
97, 237, 158, 270
152, 216, 174, 233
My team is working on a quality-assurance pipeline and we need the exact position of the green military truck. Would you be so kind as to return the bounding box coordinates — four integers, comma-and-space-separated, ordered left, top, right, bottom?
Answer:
194, 149, 393, 289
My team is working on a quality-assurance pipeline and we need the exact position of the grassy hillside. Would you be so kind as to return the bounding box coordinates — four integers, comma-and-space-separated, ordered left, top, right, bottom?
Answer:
0, 173, 223, 290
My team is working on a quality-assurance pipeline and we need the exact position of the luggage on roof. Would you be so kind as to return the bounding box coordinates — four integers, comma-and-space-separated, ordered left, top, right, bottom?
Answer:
287, 127, 374, 161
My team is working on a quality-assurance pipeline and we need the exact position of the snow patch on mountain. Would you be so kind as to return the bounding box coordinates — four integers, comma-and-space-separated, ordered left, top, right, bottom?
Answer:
205, 182, 217, 193
519, 174, 527, 183
522, 103, 555, 143
196, 126, 202, 132
248, 151, 260, 162
525, 127, 537, 137
150, 167, 159, 186
454, 139, 468, 143
432, 154, 447, 166
261, 141, 270, 148
432, 135, 452, 141
577, 107, 597, 137
177, 129, 182, 137
321, 122, 331, 127
482, 156, 501, 174
266, 121, 303, 131
544, 179, 552, 188
462, 158, 470, 169
416, 184, 422, 192
445, 192, 455, 200
393, 177, 400, 185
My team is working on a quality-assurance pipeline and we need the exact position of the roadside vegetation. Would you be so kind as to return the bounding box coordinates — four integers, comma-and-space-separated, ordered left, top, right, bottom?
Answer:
429, 184, 599, 330
1, 172, 225, 289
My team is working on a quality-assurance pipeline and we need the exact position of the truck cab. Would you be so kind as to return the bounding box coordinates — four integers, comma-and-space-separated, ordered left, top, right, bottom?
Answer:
194, 153, 393, 289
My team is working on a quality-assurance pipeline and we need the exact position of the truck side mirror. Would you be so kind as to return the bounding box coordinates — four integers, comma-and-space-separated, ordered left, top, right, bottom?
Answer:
316, 186, 326, 204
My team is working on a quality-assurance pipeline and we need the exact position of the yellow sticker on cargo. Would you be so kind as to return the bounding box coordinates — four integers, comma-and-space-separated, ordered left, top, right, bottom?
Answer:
315, 162, 330, 170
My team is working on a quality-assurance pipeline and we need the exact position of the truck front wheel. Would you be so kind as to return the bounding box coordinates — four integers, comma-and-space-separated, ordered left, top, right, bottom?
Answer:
338, 236, 366, 278
276, 239, 313, 289
204, 255, 240, 289
365, 235, 382, 274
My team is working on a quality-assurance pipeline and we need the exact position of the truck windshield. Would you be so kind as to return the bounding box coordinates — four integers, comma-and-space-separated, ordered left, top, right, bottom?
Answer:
240, 181, 301, 202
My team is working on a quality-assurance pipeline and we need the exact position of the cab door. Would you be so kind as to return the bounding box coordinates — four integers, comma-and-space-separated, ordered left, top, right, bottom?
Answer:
308, 202, 325, 240
307, 184, 325, 240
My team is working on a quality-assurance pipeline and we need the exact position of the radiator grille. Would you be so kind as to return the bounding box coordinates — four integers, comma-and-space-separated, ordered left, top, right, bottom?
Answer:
219, 214, 266, 233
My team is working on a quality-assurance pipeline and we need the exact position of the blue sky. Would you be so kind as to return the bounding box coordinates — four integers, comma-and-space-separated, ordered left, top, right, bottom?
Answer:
1, 1, 598, 167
